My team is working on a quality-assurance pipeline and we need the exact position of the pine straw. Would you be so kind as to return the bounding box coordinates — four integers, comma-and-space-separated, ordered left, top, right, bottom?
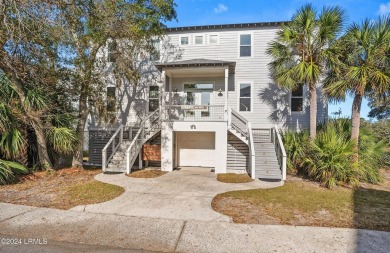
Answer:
0, 167, 124, 209
127, 168, 167, 178
217, 173, 253, 183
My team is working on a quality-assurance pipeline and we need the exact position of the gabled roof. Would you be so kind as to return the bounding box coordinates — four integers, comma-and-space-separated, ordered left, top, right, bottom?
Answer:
166, 21, 288, 32
155, 59, 236, 73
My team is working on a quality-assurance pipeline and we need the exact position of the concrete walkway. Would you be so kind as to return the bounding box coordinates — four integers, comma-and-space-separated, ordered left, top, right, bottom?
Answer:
1, 203, 389, 253
71, 167, 283, 221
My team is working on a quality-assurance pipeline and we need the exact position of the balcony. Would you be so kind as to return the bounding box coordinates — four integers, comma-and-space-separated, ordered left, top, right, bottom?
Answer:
164, 105, 226, 122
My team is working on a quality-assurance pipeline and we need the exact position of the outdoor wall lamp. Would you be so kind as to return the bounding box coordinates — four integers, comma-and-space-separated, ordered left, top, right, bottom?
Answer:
173, 87, 178, 94
218, 88, 223, 96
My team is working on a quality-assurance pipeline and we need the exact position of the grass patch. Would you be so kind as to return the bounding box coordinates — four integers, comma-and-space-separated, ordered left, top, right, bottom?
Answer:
212, 180, 390, 231
217, 173, 253, 183
65, 181, 124, 207
127, 169, 167, 178
0, 167, 124, 209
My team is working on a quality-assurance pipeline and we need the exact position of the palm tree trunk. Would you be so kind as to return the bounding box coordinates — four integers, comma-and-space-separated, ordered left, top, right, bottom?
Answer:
31, 120, 53, 170
309, 83, 317, 139
72, 97, 88, 168
351, 93, 363, 145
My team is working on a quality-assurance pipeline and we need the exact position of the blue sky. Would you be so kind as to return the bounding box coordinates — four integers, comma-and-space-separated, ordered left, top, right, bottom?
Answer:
166, 0, 390, 120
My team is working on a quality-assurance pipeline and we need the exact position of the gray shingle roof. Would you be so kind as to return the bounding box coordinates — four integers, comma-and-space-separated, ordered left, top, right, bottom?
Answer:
166, 21, 288, 32
155, 59, 236, 73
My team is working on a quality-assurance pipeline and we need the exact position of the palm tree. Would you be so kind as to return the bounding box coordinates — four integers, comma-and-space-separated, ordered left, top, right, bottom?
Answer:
324, 16, 390, 150
266, 4, 345, 139
0, 72, 77, 171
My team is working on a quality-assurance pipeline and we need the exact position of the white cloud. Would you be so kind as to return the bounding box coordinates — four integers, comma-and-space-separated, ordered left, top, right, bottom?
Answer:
378, 2, 390, 15
214, 3, 228, 14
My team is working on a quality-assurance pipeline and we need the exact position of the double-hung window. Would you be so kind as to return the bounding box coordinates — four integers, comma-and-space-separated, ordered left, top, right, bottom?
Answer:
180, 36, 189, 45
107, 87, 116, 112
150, 39, 160, 61
239, 34, 251, 57
291, 85, 303, 112
149, 86, 159, 112
194, 35, 204, 45
239, 83, 251, 111
209, 34, 219, 44
108, 41, 117, 62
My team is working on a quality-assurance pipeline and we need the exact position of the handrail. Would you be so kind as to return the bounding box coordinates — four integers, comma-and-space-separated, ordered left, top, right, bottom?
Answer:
126, 109, 160, 174
231, 108, 248, 124
274, 125, 287, 180
230, 108, 248, 137
102, 124, 123, 172
247, 122, 256, 179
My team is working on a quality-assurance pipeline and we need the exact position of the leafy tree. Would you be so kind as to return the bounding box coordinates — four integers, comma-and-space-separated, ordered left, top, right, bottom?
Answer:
266, 4, 345, 139
56, 0, 177, 167
324, 16, 390, 153
367, 91, 390, 120
0, 1, 68, 170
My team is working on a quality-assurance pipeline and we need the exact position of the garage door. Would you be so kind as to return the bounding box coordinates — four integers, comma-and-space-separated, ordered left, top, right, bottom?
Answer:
177, 132, 215, 167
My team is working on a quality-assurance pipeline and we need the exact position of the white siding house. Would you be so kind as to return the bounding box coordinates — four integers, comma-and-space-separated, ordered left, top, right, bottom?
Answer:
92, 21, 328, 180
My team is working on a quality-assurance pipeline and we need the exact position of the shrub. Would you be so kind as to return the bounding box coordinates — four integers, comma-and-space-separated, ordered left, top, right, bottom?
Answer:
283, 119, 386, 188
281, 129, 309, 174
302, 121, 357, 188
0, 159, 28, 185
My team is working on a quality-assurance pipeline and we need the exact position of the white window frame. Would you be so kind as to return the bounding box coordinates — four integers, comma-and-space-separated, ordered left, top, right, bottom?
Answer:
150, 38, 161, 62
237, 81, 253, 112
290, 85, 305, 114
238, 32, 253, 58
179, 35, 190, 46
208, 34, 219, 45
194, 34, 205, 46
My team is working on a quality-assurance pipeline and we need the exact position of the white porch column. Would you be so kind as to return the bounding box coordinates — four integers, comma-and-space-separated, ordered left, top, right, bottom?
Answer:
161, 121, 173, 172
168, 74, 172, 106
224, 68, 229, 109
160, 70, 166, 119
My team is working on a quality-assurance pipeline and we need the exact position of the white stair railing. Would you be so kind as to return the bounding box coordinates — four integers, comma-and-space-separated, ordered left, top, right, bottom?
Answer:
274, 125, 287, 180
230, 108, 248, 137
247, 122, 256, 179
102, 124, 124, 172
126, 109, 160, 174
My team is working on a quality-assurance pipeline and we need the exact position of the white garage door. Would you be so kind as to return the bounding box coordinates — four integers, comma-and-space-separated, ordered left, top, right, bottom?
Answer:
177, 132, 215, 167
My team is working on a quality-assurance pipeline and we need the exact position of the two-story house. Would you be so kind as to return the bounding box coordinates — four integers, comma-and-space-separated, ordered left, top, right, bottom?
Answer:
89, 21, 328, 181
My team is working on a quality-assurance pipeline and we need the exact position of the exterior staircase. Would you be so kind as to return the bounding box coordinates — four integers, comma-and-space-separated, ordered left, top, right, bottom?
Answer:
228, 108, 286, 180
102, 110, 161, 173
252, 131, 283, 180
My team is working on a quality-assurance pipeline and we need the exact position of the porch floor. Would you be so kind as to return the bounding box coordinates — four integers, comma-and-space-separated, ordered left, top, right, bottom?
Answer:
71, 168, 283, 222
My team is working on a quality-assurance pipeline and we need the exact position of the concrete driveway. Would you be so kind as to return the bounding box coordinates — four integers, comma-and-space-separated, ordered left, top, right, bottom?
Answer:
71, 167, 283, 221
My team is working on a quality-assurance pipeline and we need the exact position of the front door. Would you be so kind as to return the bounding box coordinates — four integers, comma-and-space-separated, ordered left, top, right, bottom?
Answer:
184, 83, 213, 119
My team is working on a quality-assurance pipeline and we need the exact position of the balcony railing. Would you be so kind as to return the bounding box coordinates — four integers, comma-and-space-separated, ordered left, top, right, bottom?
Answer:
165, 105, 226, 122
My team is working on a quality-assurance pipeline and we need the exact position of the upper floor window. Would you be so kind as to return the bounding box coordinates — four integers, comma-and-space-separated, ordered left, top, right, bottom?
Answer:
239, 83, 251, 111
149, 86, 159, 112
209, 34, 219, 44
108, 41, 117, 62
180, 36, 189, 45
239, 34, 251, 57
150, 39, 160, 61
194, 35, 204, 45
107, 87, 116, 112
291, 85, 303, 112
